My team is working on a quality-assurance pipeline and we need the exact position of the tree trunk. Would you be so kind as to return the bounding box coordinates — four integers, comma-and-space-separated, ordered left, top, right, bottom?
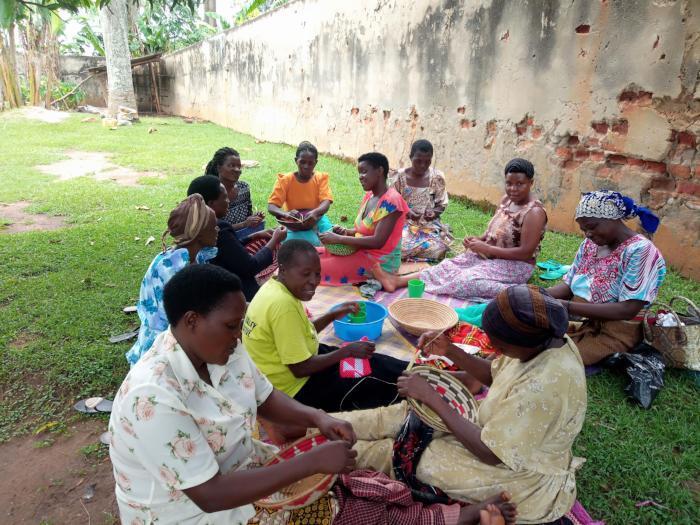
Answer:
99, 0, 137, 117
0, 25, 22, 108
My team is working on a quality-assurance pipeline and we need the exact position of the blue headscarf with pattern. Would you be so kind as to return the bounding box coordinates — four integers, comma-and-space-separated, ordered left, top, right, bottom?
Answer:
575, 190, 660, 234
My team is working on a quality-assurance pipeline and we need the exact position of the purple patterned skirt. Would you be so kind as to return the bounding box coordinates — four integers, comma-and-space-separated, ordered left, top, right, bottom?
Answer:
419, 251, 534, 301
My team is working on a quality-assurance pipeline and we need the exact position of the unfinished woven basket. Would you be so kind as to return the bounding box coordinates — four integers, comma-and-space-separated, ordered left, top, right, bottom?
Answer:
325, 243, 357, 256
255, 433, 337, 511
388, 298, 459, 336
407, 366, 479, 433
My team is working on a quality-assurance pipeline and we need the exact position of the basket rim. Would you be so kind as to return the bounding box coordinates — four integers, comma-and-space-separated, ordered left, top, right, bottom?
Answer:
256, 433, 336, 510
388, 298, 458, 331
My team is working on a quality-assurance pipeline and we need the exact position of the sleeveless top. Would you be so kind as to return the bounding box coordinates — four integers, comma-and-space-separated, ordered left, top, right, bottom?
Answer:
483, 197, 547, 260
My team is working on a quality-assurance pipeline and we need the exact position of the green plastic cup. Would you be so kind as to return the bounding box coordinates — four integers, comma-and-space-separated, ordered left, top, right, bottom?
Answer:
407, 279, 425, 298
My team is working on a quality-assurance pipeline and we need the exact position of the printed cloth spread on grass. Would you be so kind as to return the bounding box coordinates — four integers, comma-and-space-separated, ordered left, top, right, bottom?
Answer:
305, 285, 415, 362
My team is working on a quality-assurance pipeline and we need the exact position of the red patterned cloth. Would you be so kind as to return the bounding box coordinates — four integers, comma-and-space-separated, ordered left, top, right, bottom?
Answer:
451, 323, 498, 356
245, 238, 278, 284
333, 470, 461, 525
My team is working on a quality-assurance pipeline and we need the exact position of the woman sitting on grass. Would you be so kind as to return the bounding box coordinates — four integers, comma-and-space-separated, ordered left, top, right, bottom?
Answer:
205, 146, 265, 239
392, 139, 453, 261
374, 158, 547, 300
335, 285, 587, 524
187, 175, 286, 301
267, 141, 334, 246
126, 194, 219, 366
548, 190, 666, 365
243, 240, 408, 414
110, 264, 358, 524
316, 152, 409, 285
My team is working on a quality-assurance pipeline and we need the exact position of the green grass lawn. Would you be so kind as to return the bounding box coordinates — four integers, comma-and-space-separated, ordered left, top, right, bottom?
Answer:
0, 112, 698, 524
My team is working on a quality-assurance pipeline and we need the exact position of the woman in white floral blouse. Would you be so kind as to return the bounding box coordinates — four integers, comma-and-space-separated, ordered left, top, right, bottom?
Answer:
109, 264, 357, 524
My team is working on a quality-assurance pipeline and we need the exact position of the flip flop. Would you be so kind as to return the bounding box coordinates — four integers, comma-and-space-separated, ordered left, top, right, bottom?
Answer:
536, 259, 562, 271
539, 267, 569, 280
109, 330, 139, 343
74, 397, 113, 414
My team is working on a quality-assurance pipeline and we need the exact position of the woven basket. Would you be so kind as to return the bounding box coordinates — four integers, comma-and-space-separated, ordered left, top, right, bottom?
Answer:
255, 433, 337, 511
643, 296, 700, 371
388, 298, 459, 336
325, 243, 357, 256
407, 366, 478, 433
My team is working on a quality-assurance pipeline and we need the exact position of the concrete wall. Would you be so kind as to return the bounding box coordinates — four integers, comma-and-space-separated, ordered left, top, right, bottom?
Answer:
59, 56, 107, 107
159, 0, 700, 278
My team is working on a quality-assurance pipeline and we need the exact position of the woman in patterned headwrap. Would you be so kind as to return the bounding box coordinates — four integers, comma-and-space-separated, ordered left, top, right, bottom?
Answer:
126, 193, 219, 365
375, 158, 547, 300
548, 190, 666, 365
334, 285, 587, 524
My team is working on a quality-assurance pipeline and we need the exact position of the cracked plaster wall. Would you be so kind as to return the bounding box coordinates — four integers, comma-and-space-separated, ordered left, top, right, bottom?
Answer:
159, 0, 700, 278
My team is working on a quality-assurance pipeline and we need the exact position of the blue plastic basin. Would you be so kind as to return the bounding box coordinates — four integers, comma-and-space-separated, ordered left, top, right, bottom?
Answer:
332, 301, 388, 342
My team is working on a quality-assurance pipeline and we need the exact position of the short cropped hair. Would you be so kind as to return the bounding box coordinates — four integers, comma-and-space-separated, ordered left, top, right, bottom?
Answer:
163, 265, 242, 326
357, 152, 389, 178
295, 141, 318, 160
504, 158, 535, 179
278, 239, 319, 269
409, 139, 433, 158
187, 175, 224, 203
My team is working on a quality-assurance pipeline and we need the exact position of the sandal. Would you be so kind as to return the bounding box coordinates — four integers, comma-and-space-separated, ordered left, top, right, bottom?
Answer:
536, 259, 562, 271
74, 397, 113, 414
539, 265, 571, 280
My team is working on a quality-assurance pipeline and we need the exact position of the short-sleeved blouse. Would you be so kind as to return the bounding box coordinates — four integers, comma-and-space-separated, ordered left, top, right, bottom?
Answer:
127, 247, 218, 366
110, 328, 275, 525
391, 168, 448, 215
563, 235, 666, 304
354, 187, 409, 258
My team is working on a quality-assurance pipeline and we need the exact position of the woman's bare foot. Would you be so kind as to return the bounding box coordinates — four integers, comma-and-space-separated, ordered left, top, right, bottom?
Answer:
480, 504, 506, 525
372, 264, 416, 292
457, 492, 517, 525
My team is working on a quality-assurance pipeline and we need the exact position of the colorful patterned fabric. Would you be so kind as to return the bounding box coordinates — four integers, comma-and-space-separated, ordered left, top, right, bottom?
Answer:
251, 493, 339, 524
392, 168, 452, 262
419, 251, 534, 301
243, 237, 279, 285
563, 235, 666, 305
575, 190, 659, 234
483, 197, 547, 261
450, 323, 496, 355
392, 411, 453, 505
319, 188, 408, 286
333, 470, 461, 525
110, 328, 277, 525
126, 246, 217, 366
224, 180, 254, 225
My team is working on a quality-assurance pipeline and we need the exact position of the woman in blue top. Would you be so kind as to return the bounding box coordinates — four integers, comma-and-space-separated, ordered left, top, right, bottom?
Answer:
126, 194, 219, 366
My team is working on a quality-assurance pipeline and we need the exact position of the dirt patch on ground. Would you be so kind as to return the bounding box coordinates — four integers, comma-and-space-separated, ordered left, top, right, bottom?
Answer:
18, 107, 71, 123
8, 331, 40, 349
0, 418, 118, 524
36, 150, 163, 187
0, 201, 67, 234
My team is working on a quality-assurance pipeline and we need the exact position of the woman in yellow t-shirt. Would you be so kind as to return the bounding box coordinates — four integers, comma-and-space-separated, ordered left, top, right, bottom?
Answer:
267, 141, 334, 246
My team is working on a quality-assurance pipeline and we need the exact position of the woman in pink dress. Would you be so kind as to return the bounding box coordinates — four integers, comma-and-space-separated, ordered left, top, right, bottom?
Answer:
317, 152, 409, 285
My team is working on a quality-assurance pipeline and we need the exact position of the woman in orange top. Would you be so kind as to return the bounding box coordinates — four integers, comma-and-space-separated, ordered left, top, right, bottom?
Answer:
267, 141, 334, 246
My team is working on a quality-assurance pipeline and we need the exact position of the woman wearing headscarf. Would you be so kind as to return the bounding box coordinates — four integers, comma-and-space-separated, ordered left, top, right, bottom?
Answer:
548, 190, 666, 365
334, 285, 587, 524
375, 158, 547, 300
126, 194, 219, 366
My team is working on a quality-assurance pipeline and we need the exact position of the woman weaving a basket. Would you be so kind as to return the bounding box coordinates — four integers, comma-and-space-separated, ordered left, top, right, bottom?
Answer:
547, 190, 666, 365
109, 264, 358, 524
335, 285, 588, 524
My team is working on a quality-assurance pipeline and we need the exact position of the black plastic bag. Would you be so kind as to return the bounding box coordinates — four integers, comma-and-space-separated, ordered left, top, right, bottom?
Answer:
602, 342, 665, 409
